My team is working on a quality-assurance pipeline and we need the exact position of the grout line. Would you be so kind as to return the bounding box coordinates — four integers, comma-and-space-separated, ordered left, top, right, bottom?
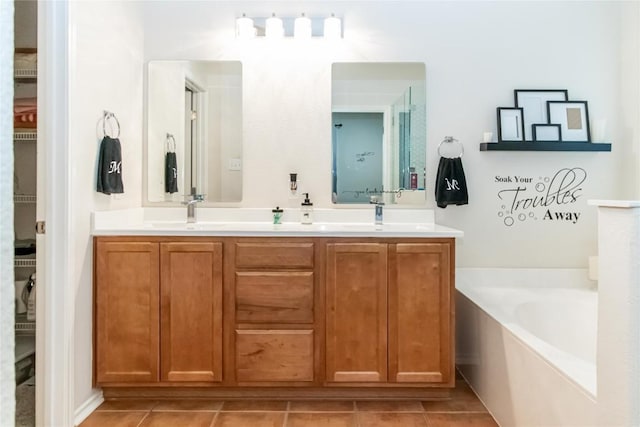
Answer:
355, 410, 362, 427
134, 411, 150, 427
423, 411, 432, 427
282, 401, 291, 427
208, 411, 219, 427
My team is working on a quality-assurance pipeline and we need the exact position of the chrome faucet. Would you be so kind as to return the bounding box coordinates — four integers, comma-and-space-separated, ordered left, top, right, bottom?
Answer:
369, 196, 384, 226
182, 194, 204, 223
374, 202, 384, 226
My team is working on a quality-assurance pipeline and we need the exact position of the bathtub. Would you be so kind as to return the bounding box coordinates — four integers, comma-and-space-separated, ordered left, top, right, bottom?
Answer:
456, 269, 598, 427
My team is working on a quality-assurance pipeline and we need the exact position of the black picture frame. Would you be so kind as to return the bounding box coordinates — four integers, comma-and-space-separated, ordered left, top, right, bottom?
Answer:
547, 100, 591, 142
514, 89, 569, 141
532, 124, 561, 142
497, 107, 525, 142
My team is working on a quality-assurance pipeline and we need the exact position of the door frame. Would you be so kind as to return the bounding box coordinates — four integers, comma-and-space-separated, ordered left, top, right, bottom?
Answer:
38, 2, 74, 426
331, 105, 392, 203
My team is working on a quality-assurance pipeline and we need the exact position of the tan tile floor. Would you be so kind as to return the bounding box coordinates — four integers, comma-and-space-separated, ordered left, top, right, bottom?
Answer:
79, 376, 498, 427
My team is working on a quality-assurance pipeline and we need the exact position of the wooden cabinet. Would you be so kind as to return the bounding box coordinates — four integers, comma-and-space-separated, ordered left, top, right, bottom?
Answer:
94, 240, 160, 383
94, 235, 454, 392
94, 238, 223, 385
230, 240, 319, 385
326, 241, 453, 386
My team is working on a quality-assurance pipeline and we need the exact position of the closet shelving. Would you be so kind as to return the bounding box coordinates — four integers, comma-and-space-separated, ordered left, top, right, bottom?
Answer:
13, 45, 37, 389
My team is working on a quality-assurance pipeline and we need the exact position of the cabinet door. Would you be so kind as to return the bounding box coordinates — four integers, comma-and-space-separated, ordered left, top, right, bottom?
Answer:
326, 243, 388, 383
160, 242, 223, 382
95, 240, 159, 383
388, 242, 453, 384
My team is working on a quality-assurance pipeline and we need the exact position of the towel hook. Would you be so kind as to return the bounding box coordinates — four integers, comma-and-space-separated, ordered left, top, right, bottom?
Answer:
166, 133, 176, 152
437, 136, 464, 158
102, 110, 121, 139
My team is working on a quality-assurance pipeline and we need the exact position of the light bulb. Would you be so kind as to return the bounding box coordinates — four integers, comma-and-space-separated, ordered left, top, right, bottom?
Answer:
265, 13, 284, 38
294, 13, 312, 39
324, 14, 341, 39
236, 14, 255, 39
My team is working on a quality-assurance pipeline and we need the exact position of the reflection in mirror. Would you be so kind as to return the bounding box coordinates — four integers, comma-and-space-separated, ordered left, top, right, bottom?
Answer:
146, 61, 242, 204
331, 62, 426, 205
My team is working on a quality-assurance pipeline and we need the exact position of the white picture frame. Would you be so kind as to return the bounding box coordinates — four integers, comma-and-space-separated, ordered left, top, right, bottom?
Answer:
515, 89, 568, 141
547, 100, 591, 142
497, 107, 525, 142
532, 124, 561, 142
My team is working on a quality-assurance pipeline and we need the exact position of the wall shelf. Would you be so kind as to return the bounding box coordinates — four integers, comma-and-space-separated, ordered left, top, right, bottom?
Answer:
479, 141, 612, 152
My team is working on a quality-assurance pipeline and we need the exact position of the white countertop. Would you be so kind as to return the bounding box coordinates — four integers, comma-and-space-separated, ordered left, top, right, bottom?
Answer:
588, 200, 640, 208
92, 208, 463, 238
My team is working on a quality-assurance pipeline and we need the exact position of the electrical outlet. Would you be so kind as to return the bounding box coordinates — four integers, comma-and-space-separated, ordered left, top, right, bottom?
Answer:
228, 158, 242, 171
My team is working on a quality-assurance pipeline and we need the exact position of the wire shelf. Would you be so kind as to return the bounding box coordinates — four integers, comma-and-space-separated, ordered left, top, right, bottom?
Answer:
14, 68, 37, 79
15, 315, 36, 334
15, 322, 36, 333
14, 131, 37, 142
15, 258, 36, 268
14, 194, 36, 204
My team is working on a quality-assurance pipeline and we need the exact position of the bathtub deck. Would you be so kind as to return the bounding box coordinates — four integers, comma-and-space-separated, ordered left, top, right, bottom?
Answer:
78, 370, 498, 427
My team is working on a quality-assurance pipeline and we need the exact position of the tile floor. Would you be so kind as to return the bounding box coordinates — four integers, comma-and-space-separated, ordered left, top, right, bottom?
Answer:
79, 375, 498, 427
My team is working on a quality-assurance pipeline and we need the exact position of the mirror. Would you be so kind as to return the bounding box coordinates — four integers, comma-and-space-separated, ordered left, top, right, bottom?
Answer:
146, 60, 242, 204
331, 62, 426, 205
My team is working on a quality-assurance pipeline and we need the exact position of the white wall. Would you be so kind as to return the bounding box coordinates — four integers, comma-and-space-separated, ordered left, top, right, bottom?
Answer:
139, 1, 638, 268
68, 0, 144, 411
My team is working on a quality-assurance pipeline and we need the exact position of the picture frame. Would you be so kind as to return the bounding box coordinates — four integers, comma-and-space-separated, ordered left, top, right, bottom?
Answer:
514, 89, 568, 141
497, 107, 525, 142
547, 100, 591, 142
532, 123, 561, 142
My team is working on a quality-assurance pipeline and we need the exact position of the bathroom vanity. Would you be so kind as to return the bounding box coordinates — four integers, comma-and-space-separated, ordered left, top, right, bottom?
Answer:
92, 209, 461, 399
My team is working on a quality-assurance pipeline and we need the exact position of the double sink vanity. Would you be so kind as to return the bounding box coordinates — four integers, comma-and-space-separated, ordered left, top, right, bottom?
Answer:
92, 207, 462, 399
93, 59, 461, 398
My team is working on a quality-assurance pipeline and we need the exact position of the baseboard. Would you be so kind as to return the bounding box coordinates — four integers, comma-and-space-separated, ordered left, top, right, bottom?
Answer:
74, 389, 103, 427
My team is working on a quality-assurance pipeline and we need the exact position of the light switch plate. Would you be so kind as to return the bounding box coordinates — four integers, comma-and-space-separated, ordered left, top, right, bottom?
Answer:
228, 158, 242, 171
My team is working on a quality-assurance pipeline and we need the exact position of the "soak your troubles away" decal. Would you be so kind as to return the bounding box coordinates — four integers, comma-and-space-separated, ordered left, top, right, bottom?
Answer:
495, 167, 586, 227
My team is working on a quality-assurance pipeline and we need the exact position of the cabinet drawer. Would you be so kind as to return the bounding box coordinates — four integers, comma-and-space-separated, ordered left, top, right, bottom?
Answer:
235, 242, 314, 269
236, 272, 314, 323
236, 329, 314, 382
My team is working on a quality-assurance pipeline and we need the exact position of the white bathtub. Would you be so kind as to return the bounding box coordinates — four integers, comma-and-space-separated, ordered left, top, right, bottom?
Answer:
456, 269, 598, 427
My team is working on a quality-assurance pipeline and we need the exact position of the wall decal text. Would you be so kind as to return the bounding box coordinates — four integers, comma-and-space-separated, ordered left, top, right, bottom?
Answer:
495, 167, 586, 226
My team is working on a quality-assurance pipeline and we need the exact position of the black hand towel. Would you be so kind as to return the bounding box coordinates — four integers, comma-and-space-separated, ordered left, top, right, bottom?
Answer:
165, 152, 178, 193
435, 157, 468, 208
96, 136, 124, 194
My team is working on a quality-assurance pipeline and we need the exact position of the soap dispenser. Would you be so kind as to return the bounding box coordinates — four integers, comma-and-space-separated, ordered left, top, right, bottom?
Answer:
301, 193, 314, 224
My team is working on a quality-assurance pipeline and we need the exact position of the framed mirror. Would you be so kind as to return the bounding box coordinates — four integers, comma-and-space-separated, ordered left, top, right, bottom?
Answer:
331, 62, 426, 205
145, 60, 242, 204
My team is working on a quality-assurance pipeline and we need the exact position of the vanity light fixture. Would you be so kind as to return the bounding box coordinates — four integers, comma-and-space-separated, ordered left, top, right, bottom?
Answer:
294, 13, 312, 39
323, 14, 342, 40
236, 13, 343, 39
265, 13, 284, 38
236, 14, 256, 39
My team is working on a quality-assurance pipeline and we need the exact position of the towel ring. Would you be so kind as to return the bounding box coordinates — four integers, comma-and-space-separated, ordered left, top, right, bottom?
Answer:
437, 136, 464, 158
102, 110, 121, 139
166, 133, 176, 152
